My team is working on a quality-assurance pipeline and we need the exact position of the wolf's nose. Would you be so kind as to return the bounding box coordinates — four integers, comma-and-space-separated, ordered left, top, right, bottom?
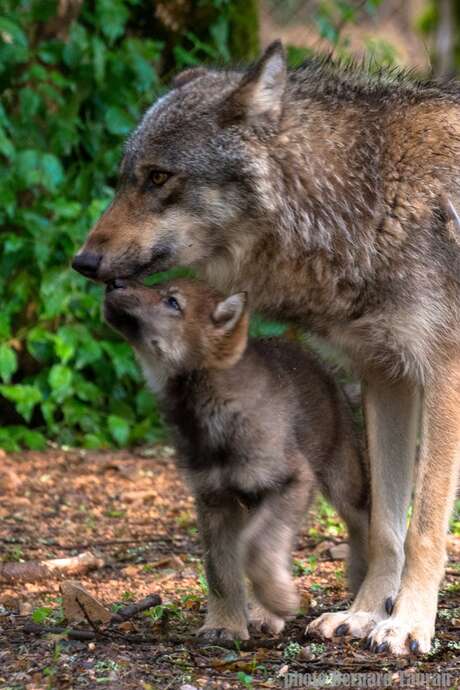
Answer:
71, 252, 102, 278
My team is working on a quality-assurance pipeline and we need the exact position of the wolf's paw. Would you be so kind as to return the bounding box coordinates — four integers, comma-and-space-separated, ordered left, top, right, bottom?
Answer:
196, 624, 249, 642
365, 617, 434, 656
307, 610, 381, 640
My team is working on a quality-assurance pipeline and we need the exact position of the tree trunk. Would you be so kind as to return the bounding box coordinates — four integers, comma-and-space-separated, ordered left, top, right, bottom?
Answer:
229, 0, 260, 60
435, 0, 455, 78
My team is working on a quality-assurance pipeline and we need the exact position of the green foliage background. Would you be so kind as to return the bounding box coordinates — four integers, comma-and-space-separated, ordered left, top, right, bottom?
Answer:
1, 0, 384, 451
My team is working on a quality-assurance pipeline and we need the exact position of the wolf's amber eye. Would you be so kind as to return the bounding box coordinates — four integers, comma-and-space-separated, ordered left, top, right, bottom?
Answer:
150, 170, 170, 187
165, 295, 181, 311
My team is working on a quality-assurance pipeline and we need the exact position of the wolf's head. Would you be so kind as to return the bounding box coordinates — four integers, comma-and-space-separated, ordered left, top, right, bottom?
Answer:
72, 42, 287, 283
103, 278, 248, 384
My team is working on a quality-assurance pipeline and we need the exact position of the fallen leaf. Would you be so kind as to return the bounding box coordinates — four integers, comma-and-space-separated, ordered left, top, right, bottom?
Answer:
0, 469, 21, 493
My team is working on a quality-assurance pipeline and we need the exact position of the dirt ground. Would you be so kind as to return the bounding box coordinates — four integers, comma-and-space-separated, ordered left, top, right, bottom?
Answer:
0, 447, 458, 690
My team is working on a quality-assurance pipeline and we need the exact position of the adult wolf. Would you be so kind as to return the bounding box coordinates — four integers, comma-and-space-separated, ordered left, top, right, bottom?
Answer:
73, 42, 460, 655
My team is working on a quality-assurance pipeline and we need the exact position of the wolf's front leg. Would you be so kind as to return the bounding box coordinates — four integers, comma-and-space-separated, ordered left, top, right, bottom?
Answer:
196, 495, 249, 641
308, 377, 420, 642
367, 362, 460, 655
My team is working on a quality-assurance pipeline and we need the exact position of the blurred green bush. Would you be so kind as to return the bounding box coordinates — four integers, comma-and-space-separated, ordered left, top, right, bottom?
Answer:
0, 1, 170, 450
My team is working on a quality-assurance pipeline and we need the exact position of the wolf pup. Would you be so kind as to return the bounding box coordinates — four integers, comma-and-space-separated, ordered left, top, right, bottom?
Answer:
103, 278, 368, 641
74, 42, 460, 654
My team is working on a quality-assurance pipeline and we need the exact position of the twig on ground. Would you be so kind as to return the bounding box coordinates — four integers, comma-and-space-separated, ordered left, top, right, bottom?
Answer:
111, 594, 162, 622
23, 623, 97, 641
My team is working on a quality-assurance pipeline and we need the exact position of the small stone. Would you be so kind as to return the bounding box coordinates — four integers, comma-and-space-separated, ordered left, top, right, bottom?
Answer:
313, 539, 335, 555
61, 581, 111, 625
180, 685, 198, 690
299, 645, 314, 661
329, 543, 350, 561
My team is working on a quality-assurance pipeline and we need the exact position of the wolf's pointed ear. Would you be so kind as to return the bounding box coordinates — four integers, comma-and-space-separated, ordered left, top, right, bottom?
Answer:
212, 292, 248, 333
221, 41, 286, 127
173, 67, 208, 89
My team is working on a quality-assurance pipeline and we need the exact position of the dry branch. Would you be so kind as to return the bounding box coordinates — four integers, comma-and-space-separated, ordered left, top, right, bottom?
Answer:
0, 551, 104, 583
111, 594, 162, 622
24, 622, 98, 641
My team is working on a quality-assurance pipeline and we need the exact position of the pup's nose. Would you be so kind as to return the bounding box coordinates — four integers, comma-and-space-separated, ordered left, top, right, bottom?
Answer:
71, 252, 102, 278
106, 278, 127, 293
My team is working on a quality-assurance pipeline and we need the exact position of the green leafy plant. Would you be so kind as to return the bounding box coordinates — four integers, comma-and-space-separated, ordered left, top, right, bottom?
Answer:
292, 555, 318, 577
283, 641, 302, 660
236, 671, 254, 689
31, 606, 54, 624
143, 602, 183, 623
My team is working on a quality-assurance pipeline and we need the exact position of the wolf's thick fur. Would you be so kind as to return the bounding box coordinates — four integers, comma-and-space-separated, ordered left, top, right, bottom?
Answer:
75, 43, 460, 654
103, 278, 368, 641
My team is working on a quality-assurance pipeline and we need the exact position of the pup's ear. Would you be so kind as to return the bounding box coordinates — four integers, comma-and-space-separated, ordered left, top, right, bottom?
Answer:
173, 67, 208, 89
212, 292, 247, 333
220, 41, 286, 127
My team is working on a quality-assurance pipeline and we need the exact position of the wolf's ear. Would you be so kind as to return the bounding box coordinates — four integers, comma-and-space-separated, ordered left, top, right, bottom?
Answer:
173, 67, 208, 89
212, 292, 248, 333
221, 41, 286, 127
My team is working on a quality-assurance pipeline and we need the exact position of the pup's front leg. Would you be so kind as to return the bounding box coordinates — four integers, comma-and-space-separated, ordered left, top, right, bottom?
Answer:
196, 495, 249, 641
367, 360, 460, 654
308, 376, 420, 642
244, 472, 311, 624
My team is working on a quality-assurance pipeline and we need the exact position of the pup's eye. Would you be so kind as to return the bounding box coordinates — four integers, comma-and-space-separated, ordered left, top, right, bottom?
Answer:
150, 170, 170, 187
165, 295, 181, 311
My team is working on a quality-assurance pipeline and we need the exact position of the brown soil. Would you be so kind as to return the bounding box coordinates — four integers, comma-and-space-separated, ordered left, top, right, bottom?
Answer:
0, 448, 458, 689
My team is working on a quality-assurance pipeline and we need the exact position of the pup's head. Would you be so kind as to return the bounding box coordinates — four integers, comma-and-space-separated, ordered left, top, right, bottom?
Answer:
72, 42, 287, 283
103, 278, 249, 377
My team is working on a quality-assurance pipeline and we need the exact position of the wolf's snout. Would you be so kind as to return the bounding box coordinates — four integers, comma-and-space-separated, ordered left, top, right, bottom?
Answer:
72, 251, 102, 278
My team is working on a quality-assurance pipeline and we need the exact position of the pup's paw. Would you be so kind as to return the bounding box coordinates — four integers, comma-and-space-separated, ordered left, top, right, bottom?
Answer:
252, 580, 299, 621
248, 607, 285, 636
365, 617, 433, 656
196, 624, 249, 642
307, 610, 381, 640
